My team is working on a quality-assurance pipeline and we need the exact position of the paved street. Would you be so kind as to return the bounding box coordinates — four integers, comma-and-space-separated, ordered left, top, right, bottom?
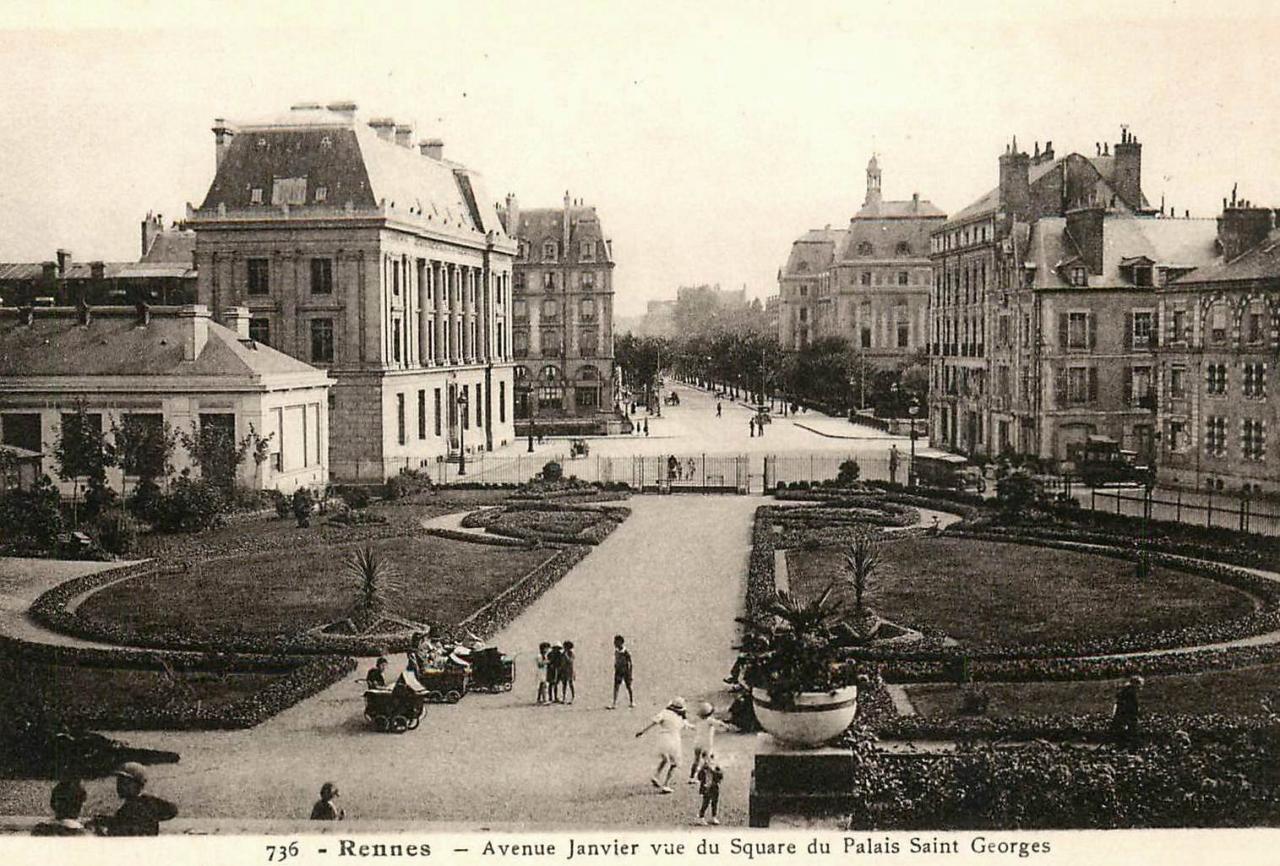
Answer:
1, 496, 766, 829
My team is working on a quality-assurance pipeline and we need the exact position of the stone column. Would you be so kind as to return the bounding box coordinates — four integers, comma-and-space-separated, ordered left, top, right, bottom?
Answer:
417, 258, 430, 367
433, 262, 446, 365
461, 265, 473, 363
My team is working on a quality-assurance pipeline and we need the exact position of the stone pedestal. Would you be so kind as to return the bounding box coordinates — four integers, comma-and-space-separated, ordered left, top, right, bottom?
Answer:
748, 740, 856, 828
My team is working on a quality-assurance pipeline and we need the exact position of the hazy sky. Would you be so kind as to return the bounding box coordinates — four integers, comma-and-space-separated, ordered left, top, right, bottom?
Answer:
1, 1, 1278, 316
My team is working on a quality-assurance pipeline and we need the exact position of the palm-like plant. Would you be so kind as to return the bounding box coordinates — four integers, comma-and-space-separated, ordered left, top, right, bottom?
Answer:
345, 546, 403, 619
844, 535, 881, 613
736, 584, 856, 705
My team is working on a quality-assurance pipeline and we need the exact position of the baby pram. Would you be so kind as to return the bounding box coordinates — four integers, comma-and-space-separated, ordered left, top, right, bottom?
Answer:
466, 647, 516, 693
364, 671, 428, 733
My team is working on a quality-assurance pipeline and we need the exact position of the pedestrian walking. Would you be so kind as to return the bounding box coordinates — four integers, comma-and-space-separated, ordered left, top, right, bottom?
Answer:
643, 418, 650, 436
609, 634, 634, 709
635, 697, 693, 793
32, 779, 89, 836
689, 702, 735, 784
748, 416, 756, 438
310, 782, 345, 821
716, 402, 722, 417
536, 641, 551, 704
559, 640, 577, 704
696, 754, 724, 825
1112, 675, 1144, 745
91, 762, 178, 836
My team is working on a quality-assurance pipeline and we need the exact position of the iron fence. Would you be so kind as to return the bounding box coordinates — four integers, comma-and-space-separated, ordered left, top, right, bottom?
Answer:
1085, 486, 1280, 537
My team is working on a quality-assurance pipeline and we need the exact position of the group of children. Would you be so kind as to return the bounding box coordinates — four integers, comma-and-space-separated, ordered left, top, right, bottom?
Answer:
635, 697, 732, 824
535, 640, 577, 704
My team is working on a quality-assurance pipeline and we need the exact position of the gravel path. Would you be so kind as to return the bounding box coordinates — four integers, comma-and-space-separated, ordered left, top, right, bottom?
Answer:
2, 496, 767, 829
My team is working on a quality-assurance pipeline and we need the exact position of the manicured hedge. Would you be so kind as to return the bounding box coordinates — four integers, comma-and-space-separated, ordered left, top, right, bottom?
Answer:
460, 502, 631, 546
461, 544, 593, 640
873, 709, 1280, 744
423, 527, 533, 548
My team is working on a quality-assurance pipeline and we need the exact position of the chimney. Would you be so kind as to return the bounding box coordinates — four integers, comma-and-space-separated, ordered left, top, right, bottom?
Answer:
222, 305, 251, 339
394, 123, 414, 149
368, 117, 396, 142
1217, 202, 1275, 261
1044, 140, 1054, 161
90, 261, 105, 282
419, 138, 444, 160
998, 139, 1032, 221
55, 249, 72, 276
212, 118, 234, 171
290, 101, 323, 111
178, 304, 210, 361
563, 190, 572, 252
505, 192, 520, 236
140, 211, 164, 257
1112, 128, 1143, 210
1066, 205, 1106, 274
912, 192, 920, 213
326, 100, 358, 120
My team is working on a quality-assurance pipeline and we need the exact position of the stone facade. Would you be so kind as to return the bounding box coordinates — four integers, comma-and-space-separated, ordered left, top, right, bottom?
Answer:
1157, 203, 1280, 495
780, 157, 943, 364
185, 103, 517, 481
505, 193, 616, 420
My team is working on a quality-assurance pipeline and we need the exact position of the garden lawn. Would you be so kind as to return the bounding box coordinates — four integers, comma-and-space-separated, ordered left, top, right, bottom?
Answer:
786, 537, 1256, 647
78, 534, 555, 638
905, 663, 1280, 718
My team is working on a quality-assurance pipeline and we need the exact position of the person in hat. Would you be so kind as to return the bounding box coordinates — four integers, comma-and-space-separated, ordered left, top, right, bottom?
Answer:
635, 697, 693, 793
92, 762, 177, 836
365, 657, 390, 690
696, 752, 725, 825
1112, 675, 1144, 746
310, 782, 345, 821
688, 702, 735, 784
31, 778, 89, 836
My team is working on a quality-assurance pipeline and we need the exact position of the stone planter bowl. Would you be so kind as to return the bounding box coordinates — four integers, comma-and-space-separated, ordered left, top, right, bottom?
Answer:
751, 685, 858, 747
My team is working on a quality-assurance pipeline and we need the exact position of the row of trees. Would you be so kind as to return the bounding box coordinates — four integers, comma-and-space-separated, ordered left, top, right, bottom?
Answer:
618, 328, 929, 417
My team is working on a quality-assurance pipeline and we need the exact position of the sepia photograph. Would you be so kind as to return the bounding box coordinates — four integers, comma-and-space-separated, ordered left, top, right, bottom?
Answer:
0, 1, 1279, 862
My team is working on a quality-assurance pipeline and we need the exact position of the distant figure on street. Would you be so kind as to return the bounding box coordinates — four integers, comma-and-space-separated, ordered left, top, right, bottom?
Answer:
716, 401, 722, 417
888, 445, 900, 485
748, 417, 756, 438
635, 697, 693, 793
757, 416, 765, 437
92, 762, 177, 836
696, 753, 724, 825
310, 782, 345, 821
1112, 675, 1144, 745
610, 634, 635, 709
32, 779, 89, 836
643, 419, 650, 436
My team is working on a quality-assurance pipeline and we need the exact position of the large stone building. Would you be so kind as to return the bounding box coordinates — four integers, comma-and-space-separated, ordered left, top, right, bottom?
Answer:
1156, 201, 1280, 495
505, 192, 616, 425
0, 304, 332, 494
929, 130, 1176, 458
780, 157, 943, 361
185, 102, 517, 481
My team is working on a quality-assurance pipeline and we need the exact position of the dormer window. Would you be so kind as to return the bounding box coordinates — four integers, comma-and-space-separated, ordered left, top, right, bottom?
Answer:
580, 241, 596, 262
1133, 265, 1152, 287
320, 135, 333, 148
543, 241, 558, 262
857, 241, 874, 256
895, 241, 911, 256
250, 187, 264, 204
314, 186, 327, 203
1069, 267, 1087, 287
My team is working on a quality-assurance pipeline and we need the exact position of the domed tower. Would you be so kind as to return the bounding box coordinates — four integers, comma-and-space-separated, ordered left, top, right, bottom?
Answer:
864, 153, 882, 210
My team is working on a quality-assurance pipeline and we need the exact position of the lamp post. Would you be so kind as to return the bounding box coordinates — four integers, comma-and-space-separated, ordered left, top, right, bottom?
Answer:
908, 398, 920, 488
527, 414, 535, 453
457, 389, 469, 476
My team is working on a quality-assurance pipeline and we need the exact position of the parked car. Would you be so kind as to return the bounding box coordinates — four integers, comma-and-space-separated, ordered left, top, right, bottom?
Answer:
1064, 436, 1153, 488
912, 453, 986, 492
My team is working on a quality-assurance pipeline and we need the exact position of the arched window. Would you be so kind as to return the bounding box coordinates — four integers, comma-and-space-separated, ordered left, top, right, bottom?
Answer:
513, 365, 529, 380
541, 365, 561, 382
857, 241, 874, 256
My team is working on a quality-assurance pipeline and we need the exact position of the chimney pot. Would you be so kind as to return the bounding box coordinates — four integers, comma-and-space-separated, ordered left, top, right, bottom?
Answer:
394, 123, 414, 148
369, 117, 396, 141
222, 305, 251, 339
326, 100, 358, 117
290, 102, 323, 111
418, 138, 444, 160
178, 304, 211, 362
55, 249, 71, 276
212, 118, 235, 171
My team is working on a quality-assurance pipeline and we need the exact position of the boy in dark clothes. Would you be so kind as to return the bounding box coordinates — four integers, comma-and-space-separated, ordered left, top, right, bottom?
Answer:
31, 779, 89, 836
610, 634, 635, 709
547, 643, 564, 703
92, 762, 177, 836
696, 754, 724, 825
310, 782, 344, 820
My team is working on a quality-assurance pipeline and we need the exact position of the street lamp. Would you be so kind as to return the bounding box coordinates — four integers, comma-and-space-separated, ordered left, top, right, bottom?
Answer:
907, 398, 920, 488
527, 414, 535, 453
457, 389, 469, 476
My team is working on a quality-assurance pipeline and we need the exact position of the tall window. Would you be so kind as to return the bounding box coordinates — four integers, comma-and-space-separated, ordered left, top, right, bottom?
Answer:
1243, 419, 1267, 461
579, 298, 595, 319
461, 385, 470, 430
543, 240, 557, 262
1069, 267, 1087, 287
433, 389, 442, 436
897, 323, 909, 348
514, 300, 527, 319
475, 384, 483, 428
119, 413, 165, 477
310, 258, 333, 294
1210, 306, 1228, 343
860, 272, 871, 286
860, 326, 871, 348
1248, 311, 1266, 343
580, 330, 598, 356
248, 317, 270, 345
396, 393, 406, 446
499, 381, 506, 422
1206, 416, 1227, 456
310, 318, 335, 363
1206, 364, 1228, 395
1244, 363, 1268, 398
1172, 309, 1187, 342
1170, 365, 1186, 399
1132, 311, 1153, 347
247, 258, 270, 295
1064, 312, 1090, 349
542, 272, 557, 290
582, 271, 595, 289
393, 319, 403, 364
418, 390, 427, 440
897, 271, 909, 286
542, 299, 558, 319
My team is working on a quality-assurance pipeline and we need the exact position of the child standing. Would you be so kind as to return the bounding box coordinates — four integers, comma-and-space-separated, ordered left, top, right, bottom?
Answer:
689, 702, 734, 783
610, 634, 634, 709
535, 642, 551, 705
696, 754, 724, 825
559, 640, 576, 704
546, 643, 564, 703
309, 782, 345, 821
635, 697, 693, 793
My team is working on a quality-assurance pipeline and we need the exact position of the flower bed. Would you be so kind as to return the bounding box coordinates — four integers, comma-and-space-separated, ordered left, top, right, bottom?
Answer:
460, 503, 630, 546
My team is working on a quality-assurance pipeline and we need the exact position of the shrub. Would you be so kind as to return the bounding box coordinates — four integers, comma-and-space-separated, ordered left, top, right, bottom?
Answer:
271, 490, 291, 519
95, 509, 138, 556
148, 476, 227, 533
341, 486, 372, 510
996, 470, 1040, 517
539, 460, 564, 483
837, 459, 861, 486
291, 487, 315, 528
0, 475, 63, 554
958, 684, 991, 715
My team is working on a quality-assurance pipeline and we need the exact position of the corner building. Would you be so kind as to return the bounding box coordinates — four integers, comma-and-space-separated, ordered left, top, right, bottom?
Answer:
505, 193, 616, 427
186, 102, 516, 481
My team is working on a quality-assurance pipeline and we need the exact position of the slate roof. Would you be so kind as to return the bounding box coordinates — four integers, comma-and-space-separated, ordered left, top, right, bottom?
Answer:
0, 308, 322, 380
140, 229, 196, 266
1025, 216, 1219, 290
512, 206, 612, 264
196, 108, 508, 239
854, 199, 946, 219
838, 214, 944, 263
948, 153, 1150, 225
783, 229, 845, 276
1172, 227, 1280, 285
